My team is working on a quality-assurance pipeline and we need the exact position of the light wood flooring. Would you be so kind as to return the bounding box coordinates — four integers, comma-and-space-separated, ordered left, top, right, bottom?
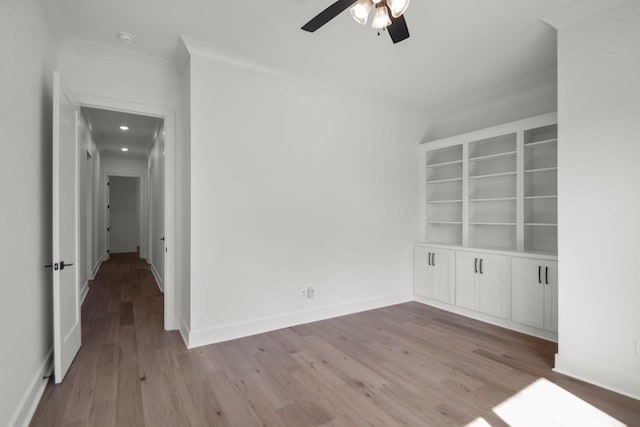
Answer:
30, 253, 640, 426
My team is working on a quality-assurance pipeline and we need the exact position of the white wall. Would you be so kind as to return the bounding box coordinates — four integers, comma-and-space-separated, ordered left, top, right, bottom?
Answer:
101, 156, 148, 258
186, 49, 429, 346
108, 177, 140, 253
427, 77, 557, 141
148, 125, 165, 289
78, 113, 101, 291
554, 0, 640, 399
0, 0, 57, 425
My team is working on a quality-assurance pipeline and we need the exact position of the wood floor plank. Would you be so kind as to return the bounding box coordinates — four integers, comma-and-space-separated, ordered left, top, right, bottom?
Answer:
30, 253, 640, 426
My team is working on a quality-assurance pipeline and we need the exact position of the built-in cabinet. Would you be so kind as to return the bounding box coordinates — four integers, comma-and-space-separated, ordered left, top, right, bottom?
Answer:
512, 257, 558, 332
413, 247, 454, 305
455, 252, 509, 319
415, 113, 559, 341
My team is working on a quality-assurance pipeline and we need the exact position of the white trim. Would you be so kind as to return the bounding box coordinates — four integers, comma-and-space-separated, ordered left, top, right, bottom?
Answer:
73, 93, 177, 332
541, 0, 627, 29
8, 349, 53, 427
554, 353, 640, 401
108, 248, 140, 254
413, 297, 558, 343
90, 257, 102, 280
186, 292, 412, 349
150, 263, 163, 293
179, 317, 191, 348
80, 281, 89, 305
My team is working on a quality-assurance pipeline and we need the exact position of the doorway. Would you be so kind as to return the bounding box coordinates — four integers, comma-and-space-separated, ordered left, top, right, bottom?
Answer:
79, 105, 167, 320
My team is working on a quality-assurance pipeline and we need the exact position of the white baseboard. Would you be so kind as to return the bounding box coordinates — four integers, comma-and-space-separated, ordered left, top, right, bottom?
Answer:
80, 281, 90, 305
149, 263, 163, 293
554, 353, 640, 401
9, 349, 53, 427
90, 257, 102, 280
187, 292, 413, 349
179, 317, 191, 348
109, 248, 138, 254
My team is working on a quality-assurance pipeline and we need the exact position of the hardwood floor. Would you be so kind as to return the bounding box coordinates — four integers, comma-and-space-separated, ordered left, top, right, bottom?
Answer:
31, 253, 640, 426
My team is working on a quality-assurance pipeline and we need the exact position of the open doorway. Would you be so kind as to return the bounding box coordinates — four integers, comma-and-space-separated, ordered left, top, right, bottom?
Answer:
79, 106, 166, 305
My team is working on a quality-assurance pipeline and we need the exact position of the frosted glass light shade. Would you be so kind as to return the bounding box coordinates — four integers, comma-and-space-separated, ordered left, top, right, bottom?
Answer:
371, 5, 391, 29
350, 0, 373, 25
386, 0, 410, 18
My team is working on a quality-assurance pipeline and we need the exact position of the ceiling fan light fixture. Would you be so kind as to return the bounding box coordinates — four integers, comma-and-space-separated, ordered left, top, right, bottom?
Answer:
350, 0, 373, 25
371, 4, 391, 29
386, 0, 410, 18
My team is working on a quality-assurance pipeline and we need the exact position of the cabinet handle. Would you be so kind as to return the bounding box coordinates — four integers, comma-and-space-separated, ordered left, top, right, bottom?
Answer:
545, 266, 549, 285
474, 258, 478, 273
427, 253, 431, 266
432, 253, 436, 266
479, 258, 483, 274
538, 265, 542, 284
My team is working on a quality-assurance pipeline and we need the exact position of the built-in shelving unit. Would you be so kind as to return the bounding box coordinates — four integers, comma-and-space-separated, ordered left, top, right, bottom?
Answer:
523, 123, 558, 253
419, 113, 558, 255
426, 145, 463, 245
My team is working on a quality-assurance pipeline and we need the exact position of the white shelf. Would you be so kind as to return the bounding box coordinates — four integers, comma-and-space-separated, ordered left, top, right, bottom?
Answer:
525, 167, 557, 174
427, 221, 462, 225
426, 159, 463, 168
525, 138, 557, 148
525, 223, 558, 227
427, 199, 463, 204
469, 197, 516, 202
468, 171, 516, 180
469, 222, 516, 226
427, 177, 463, 184
525, 195, 557, 200
469, 150, 517, 162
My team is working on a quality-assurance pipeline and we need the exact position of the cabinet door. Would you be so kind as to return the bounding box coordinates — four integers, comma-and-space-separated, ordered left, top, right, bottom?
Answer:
414, 247, 431, 298
544, 261, 558, 332
431, 249, 454, 304
511, 257, 544, 329
478, 254, 510, 319
456, 252, 480, 311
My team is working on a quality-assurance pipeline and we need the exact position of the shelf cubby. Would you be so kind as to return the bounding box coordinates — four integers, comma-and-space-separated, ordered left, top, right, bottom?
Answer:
426, 223, 462, 246
427, 202, 463, 223
469, 174, 516, 200
469, 133, 516, 159
469, 199, 516, 224
524, 224, 557, 253
427, 145, 463, 166
469, 223, 517, 251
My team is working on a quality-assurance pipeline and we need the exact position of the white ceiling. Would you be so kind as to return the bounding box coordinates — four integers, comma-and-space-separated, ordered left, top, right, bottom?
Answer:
82, 107, 162, 159
42, 0, 573, 111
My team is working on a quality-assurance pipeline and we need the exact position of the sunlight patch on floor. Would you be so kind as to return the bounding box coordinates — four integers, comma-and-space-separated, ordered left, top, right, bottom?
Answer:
465, 417, 493, 427
491, 378, 625, 426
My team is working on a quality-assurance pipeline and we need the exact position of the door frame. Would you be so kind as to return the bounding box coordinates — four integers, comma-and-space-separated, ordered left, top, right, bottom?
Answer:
74, 93, 177, 331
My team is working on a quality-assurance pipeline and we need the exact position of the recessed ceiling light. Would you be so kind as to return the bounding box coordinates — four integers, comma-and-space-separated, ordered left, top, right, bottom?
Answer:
117, 32, 135, 44
120, 125, 129, 131
121, 147, 129, 152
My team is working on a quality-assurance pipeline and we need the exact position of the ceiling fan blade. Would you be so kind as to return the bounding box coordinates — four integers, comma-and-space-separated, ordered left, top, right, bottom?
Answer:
301, 0, 357, 32
387, 14, 410, 44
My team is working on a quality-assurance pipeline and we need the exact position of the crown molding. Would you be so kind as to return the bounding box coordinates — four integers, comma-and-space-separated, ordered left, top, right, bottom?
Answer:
541, 0, 627, 29
61, 38, 179, 76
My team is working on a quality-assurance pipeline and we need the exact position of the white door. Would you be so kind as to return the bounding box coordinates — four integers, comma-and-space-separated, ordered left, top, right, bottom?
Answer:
413, 247, 431, 298
51, 71, 81, 383
544, 261, 558, 332
511, 257, 545, 329
456, 252, 480, 311
478, 254, 509, 319
431, 249, 454, 304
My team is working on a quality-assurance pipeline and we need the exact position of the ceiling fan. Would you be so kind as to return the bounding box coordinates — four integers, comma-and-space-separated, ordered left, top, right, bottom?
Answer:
302, 0, 411, 44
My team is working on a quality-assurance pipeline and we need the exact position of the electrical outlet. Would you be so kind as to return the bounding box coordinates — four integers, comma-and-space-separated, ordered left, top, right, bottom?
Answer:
307, 286, 315, 298
636, 339, 640, 357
